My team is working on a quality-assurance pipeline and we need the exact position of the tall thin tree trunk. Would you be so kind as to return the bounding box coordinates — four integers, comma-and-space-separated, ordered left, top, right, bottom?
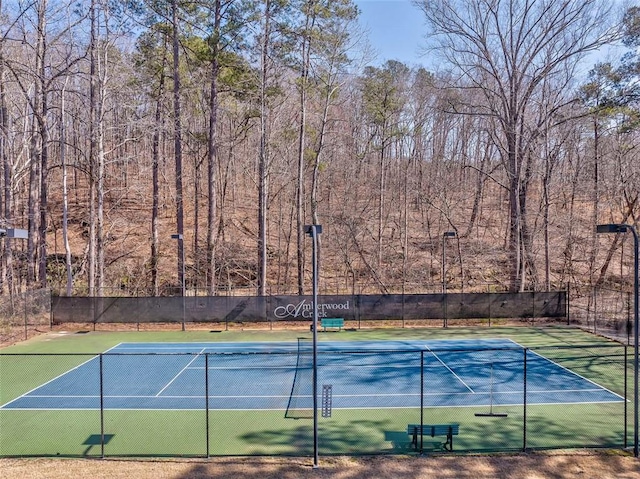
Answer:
257, 0, 271, 296
0, 37, 12, 297
172, 0, 185, 294
37, 69, 48, 287
296, 12, 312, 296
589, 116, 600, 286
95, 4, 107, 296
61, 79, 73, 296
377, 136, 386, 268
206, 0, 221, 295
151, 42, 167, 297
27, 0, 48, 287
96, 89, 105, 296
88, 0, 97, 295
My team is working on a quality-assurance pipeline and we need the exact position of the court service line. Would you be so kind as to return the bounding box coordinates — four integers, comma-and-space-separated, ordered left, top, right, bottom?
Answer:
427, 349, 475, 393
155, 348, 206, 397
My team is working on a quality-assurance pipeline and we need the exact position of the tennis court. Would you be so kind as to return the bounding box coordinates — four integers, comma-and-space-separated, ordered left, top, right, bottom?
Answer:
0, 338, 624, 412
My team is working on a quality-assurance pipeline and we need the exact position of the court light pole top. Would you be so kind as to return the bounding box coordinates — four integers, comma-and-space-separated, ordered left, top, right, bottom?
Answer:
0, 228, 28, 239
596, 224, 628, 234
304, 225, 322, 237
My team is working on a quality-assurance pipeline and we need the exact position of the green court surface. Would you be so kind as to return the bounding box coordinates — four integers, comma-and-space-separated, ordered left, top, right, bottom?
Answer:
0, 326, 633, 457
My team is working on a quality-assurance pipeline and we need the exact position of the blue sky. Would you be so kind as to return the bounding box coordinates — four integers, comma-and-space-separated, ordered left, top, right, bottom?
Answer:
353, 0, 622, 75
354, 0, 430, 67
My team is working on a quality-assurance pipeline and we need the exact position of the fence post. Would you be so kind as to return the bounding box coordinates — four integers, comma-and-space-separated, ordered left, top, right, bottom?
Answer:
523, 347, 527, 452
443, 294, 448, 328
23, 291, 27, 341
420, 350, 424, 453
625, 345, 628, 449
206, 353, 210, 458
100, 353, 105, 458
628, 292, 632, 346
532, 291, 535, 326
566, 283, 570, 326
594, 288, 598, 335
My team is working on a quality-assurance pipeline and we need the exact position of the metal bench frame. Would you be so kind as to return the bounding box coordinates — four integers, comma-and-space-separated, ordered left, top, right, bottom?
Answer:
407, 424, 460, 451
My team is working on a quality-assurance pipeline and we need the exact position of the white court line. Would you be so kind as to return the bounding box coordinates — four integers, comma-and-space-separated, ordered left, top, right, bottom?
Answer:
0, 354, 102, 409
155, 348, 206, 397
190, 366, 297, 370
189, 363, 419, 370
112, 342, 300, 352
20, 386, 615, 400
507, 339, 626, 400
426, 349, 475, 393
0, 343, 124, 409
17, 394, 293, 399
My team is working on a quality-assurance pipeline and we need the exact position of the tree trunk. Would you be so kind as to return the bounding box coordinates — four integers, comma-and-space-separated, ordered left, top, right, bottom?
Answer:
296, 10, 312, 296
257, 0, 271, 296
61, 80, 73, 296
150, 59, 165, 296
206, 0, 221, 296
0, 40, 12, 296
173, 0, 185, 295
88, 0, 97, 295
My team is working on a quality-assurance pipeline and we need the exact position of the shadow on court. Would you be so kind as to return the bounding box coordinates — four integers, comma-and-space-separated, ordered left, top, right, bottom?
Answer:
82, 434, 114, 456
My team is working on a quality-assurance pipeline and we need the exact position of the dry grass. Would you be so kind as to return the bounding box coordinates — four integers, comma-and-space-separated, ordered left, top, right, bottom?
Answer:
2, 451, 639, 479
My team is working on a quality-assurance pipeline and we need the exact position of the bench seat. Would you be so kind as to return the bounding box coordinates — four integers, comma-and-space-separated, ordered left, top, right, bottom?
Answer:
321, 318, 344, 331
407, 423, 460, 451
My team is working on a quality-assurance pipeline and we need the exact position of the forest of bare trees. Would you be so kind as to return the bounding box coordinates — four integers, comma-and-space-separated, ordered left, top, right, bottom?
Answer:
0, 0, 639, 299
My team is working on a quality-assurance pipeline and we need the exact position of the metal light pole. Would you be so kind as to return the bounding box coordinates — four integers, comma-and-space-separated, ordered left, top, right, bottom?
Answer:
305, 224, 322, 468
171, 233, 186, 331
597, 223, 638, 458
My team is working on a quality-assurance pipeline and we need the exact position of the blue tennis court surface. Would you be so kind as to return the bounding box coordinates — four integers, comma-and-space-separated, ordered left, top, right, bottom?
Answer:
1, 339, 623, 410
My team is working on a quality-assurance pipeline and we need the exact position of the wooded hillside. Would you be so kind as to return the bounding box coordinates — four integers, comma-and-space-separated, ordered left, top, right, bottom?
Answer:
0, 0, 637, 298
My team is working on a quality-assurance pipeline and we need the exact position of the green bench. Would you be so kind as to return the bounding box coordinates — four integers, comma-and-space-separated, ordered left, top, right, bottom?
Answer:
321, 317, 344, 331
407, 424, 460, 451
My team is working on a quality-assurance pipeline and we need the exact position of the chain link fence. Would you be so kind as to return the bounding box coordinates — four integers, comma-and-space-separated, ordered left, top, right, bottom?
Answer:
0, 288, 51, 345
0, 342, 630, 457
569, 285, 635, 344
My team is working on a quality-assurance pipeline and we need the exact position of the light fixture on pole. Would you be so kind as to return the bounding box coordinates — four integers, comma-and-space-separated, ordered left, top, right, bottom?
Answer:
171, 233, 186, 331
0, 228, 28, 239
597, 223, 638, 458
304, 224, 322, 469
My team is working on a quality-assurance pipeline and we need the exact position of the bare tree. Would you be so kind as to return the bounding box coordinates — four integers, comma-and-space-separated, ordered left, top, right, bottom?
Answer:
415, 0, 619, 291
